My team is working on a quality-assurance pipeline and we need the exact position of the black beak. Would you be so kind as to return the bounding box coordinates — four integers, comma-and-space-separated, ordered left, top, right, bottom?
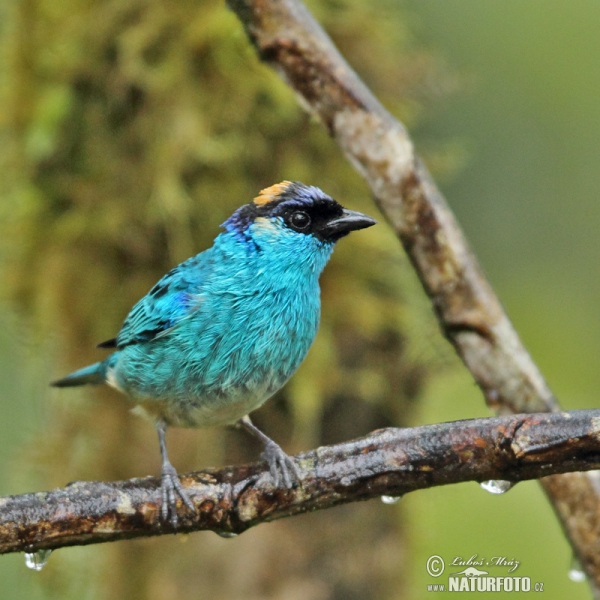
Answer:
321, 208, 377, 240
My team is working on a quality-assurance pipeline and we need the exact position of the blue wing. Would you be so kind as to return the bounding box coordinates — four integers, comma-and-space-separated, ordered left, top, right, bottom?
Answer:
98, 253, 209, 349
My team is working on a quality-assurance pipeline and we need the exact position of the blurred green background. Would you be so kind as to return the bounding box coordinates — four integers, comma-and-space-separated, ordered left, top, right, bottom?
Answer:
0, 0, 597, 598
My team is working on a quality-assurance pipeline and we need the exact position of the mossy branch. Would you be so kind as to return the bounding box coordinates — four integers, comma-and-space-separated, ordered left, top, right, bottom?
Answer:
2, 410, 600, 554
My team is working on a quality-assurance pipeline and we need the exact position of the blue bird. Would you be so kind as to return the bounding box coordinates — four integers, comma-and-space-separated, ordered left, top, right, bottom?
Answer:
51, 181, 376, 526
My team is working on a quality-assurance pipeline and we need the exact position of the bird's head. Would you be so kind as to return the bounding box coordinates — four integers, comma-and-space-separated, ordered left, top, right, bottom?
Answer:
223, 181, 377, 254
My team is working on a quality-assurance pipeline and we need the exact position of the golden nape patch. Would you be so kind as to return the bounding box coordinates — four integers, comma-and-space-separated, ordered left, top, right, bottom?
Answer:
253, 181, 293, 206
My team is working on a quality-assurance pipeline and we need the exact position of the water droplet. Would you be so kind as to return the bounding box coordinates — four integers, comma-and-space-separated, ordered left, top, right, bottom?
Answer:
480, 480, 514, 495
24, 549, 52, 571
381, 495, 402, 505
568, 555, 586, 582
215, 531, 238, 539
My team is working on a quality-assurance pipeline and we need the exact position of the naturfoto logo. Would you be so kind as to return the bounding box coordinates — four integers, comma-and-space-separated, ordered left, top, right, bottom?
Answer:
426, 554, 544, 593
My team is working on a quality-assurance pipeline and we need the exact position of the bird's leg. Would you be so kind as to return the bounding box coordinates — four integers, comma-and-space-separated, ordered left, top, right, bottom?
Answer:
156, 420, 195, 527
239, 415, 301, 488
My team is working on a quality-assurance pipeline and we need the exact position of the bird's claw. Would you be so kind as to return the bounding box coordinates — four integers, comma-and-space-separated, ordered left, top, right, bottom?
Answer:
261, 440, 301, 488
160, 463, 195, 528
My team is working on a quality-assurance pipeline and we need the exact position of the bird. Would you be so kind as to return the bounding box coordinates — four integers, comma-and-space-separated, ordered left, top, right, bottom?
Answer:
51, 181, 377, 527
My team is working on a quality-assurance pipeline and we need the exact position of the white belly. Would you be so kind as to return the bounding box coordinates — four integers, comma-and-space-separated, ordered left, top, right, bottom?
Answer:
130, 382, 274, 429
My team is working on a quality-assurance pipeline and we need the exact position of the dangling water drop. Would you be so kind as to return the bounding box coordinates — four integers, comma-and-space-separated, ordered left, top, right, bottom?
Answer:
24, 549, 52, 571
381, 495, 402, 505
480, 480, 514, 495
215, 531, 238, 539
568, 555, 586, 582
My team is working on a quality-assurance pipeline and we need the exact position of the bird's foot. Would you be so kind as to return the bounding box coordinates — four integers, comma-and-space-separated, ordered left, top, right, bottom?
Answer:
261, 440, 301, 489
160, 462, 195, 528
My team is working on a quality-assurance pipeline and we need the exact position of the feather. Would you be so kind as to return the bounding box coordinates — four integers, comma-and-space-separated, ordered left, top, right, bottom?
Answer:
112, 255, 209, 348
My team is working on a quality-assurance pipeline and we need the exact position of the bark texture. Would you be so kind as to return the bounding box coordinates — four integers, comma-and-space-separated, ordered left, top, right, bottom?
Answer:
2, 411, 600, 554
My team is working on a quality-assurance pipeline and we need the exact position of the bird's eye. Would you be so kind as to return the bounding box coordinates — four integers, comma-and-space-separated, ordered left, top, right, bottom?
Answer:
289, 211, 311, 231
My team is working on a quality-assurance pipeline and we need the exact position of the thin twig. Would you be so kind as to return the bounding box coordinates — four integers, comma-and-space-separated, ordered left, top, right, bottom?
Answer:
226, 0, 600, 592
2, 410, 600, 555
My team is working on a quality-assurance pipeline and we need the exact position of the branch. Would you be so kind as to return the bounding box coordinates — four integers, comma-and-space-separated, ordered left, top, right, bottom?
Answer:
3, 411, 600, 555
226, 0, 600, 591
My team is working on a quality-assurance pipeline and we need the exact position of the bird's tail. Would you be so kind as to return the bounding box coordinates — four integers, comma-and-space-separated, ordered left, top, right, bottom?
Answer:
51, 361, 107, 388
